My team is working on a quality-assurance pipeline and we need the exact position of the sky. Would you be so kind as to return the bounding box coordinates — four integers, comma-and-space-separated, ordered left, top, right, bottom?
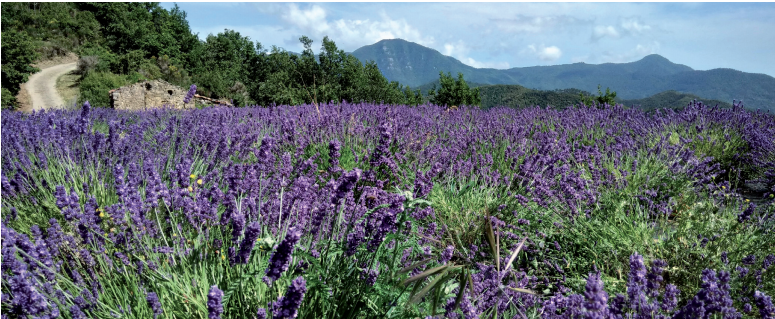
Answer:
159, 2, 775, 78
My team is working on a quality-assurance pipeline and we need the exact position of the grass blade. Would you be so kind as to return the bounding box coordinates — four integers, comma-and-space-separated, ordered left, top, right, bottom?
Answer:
397, 258, 433, 275
506, 286, 535, 295
401, 264, 449, 286
503, 237, 527, 273
454, 270, 468, 309
409, 269, 451, 304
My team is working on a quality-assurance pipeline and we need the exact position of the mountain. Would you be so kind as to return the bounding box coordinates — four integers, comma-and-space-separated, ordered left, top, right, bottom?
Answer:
351, 39, 775, 112
350, 39, 507, 88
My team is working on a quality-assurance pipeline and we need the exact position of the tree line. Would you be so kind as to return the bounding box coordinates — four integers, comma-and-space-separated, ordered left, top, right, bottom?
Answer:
1, 3, 424, 109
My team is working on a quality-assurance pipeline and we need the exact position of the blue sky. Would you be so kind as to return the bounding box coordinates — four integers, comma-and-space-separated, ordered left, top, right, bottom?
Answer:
160, 2, 775, 78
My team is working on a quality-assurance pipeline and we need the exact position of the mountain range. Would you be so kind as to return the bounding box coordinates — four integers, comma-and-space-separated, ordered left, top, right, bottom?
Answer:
350, 39, 774, 112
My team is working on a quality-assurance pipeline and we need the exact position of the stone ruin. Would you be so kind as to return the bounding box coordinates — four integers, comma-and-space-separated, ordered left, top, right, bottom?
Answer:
109, 80, 231, 110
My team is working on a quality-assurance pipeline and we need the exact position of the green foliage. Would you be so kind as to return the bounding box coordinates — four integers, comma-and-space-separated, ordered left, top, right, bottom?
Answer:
1, 88, 17, 110
1, 29, 40, 106
579, 84, 617, 107
74, 3, 196, 66
189, 29, 259, 106
1, 2, 100, 52
247, 36, 421, 107
428, 72, 481, 107
478, 84, 587, 109
77, 44, 116, 73
78, 71, 130, 108
619, 90, 733, 111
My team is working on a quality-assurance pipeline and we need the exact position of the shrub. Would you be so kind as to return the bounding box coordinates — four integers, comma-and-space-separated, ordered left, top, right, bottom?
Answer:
1, 88, 17, 110
77, 44, 116, 74
78, 71, 128, 107
75, 55, 100, 76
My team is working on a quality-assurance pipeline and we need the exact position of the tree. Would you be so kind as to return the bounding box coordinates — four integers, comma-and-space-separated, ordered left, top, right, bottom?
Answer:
1, 29, 40, 109
189, 29, 259, 106
579, 84, 617, 107
427, 72, 481, 107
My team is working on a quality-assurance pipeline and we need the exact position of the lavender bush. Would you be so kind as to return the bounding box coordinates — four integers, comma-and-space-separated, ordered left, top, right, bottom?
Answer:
1, 99, 774, 318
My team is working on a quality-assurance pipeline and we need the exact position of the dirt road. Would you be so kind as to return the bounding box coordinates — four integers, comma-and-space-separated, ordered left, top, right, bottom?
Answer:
23, 62, 77, 112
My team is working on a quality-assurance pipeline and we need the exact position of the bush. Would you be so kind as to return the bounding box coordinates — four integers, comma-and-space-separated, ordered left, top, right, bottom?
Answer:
1, 88, 17, 110
78, 71, 128, 108
75, 55, 100, 76
77, 44, 116, 74
34, 39, 70, 60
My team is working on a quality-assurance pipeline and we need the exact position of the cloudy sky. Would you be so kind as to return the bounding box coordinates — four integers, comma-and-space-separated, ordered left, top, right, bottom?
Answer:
160, 2, 775, 78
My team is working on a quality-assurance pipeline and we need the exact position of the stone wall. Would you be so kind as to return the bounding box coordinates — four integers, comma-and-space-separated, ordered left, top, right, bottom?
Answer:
109, 80, 191, 111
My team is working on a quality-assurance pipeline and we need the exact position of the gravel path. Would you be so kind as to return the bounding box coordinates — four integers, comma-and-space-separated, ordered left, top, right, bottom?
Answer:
25, 62, 77, 112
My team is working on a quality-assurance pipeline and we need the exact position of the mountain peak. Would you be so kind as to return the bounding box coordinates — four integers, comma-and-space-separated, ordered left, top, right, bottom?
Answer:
630, 54, 693, 74
352, 38, 474, 87
374, 38, 412, 44
639, 54, 670, 63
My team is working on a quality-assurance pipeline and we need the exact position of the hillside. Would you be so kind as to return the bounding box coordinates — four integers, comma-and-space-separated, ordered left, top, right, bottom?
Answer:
618, 90, 733, 111
352, 39, 775, 112
476, 85, 585, 109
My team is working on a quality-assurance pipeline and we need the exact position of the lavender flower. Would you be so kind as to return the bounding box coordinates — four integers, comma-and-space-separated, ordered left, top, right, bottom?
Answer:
583, 272, 609, 316
236, 222, 261, 264
764, 254, 775, 270
146, 292, 163, 319
264, 227, 302, 285
184, 84, 197, 104
755, 290, 775, 319
70, 304, 88, 319
328, 139, 341, 173
207, 285, 224, 319
231, 212, 246, 243
738, 203, 756, 223
439, 245, 454, 264
361, 267, 379, 287
271, 276, 307, 319
332, 168, 361, 206
662, 284, 679, 313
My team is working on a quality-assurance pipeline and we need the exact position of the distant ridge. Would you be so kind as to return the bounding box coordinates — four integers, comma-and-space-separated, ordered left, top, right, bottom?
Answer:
350, 39, 775, 112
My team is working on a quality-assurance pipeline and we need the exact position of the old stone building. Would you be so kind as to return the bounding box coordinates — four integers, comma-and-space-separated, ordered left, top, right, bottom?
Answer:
109, 80, 233, 110
109, 80, 191, 110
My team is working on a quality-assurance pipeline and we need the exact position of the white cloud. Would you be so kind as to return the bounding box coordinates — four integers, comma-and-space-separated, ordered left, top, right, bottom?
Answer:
463, 57, 511, 69
592, 25, 621, 41
442, 40, 510, 69
271, 4, 433, 51
591, 18, 653, 42
524, 44, 563, 61
281, 4, 329, 34
621, 20, 652, 33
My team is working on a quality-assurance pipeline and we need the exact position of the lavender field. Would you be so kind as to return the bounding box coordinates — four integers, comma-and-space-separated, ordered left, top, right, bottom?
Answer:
2, 100, 774, 318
